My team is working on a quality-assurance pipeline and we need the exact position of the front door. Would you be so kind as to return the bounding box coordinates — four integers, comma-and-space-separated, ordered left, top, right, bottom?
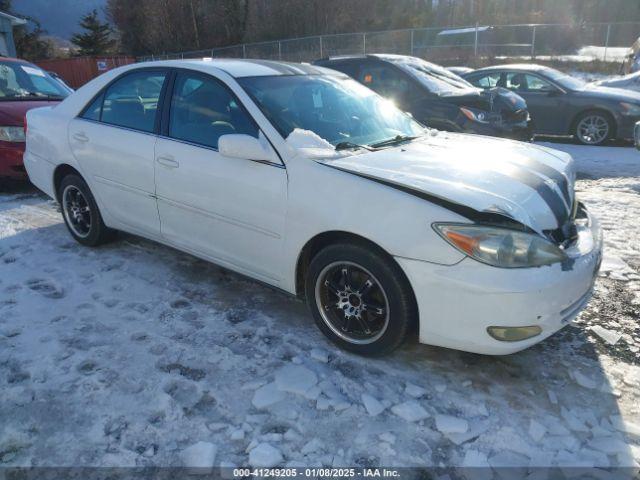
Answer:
503, 72, 567, 134
154, 70, 287, 284
69, 69, 168, 237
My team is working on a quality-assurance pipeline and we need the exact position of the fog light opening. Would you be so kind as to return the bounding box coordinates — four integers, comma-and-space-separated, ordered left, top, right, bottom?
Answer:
487, 325, 542, 342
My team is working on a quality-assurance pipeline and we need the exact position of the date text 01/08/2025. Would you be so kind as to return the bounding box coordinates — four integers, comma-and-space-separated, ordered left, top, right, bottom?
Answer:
232, 468, 401, 477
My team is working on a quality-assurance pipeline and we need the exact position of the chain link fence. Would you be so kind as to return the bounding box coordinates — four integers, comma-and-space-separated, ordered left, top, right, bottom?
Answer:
138, 22, 640, 67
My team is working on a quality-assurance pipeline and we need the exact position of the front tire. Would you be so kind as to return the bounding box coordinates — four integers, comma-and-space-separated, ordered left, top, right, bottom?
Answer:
58, 174, 116, 246
574, 111, 614, 146
305, 243, 417, 356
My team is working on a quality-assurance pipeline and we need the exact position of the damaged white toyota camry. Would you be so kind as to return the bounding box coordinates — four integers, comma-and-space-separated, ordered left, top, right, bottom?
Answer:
24, 59, 602, 356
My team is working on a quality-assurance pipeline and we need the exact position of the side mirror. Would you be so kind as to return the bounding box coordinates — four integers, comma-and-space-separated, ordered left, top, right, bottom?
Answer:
634, 121, 640, 151
218, 133, 279, 163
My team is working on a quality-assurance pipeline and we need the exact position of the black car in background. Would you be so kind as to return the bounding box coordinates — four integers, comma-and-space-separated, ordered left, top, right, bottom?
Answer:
314, 54, 532, 141
465, 64, 640, 146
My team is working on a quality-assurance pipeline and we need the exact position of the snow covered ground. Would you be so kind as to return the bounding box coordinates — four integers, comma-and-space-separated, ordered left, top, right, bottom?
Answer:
1, 141, 640, 474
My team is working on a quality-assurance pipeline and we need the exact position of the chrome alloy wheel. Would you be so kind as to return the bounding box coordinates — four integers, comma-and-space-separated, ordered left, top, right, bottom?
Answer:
314, 261, 390, 345
62, 185, 92, 238
577, 114, 610, 145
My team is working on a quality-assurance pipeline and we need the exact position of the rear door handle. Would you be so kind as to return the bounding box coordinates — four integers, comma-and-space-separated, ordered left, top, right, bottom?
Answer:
73, 132, 89, 143
156, 155, 179, 169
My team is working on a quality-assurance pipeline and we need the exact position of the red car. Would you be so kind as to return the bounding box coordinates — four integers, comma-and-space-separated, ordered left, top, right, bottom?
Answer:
0, 57, 72, 179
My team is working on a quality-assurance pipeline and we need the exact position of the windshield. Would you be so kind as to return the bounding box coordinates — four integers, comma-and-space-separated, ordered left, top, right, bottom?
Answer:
237, 75, 425, 148
544, 68, 586, 90
393, 58, 477, 94
0, 61, 72, 101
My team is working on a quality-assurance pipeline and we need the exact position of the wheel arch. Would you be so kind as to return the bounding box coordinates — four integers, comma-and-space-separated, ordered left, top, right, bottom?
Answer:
569, 108, 617, 139
53, 164, 84, 202
294, 230, 416, 305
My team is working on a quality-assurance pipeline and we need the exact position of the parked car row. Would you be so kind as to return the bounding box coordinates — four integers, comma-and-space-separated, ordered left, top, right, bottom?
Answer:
315, 55, 533, 141
23, 58, 603, 356
317, 54, 640, 146
4, 53, 640, 181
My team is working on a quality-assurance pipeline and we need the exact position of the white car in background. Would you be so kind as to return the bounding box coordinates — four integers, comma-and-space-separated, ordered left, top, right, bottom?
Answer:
24, 59, 602, 356
594, 71, 640, 93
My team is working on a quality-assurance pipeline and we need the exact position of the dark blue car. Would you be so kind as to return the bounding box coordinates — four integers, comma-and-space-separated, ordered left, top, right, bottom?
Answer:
465, 64, 640, 145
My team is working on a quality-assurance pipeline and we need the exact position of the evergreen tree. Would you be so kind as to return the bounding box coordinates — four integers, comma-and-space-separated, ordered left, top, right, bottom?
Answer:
71, 9, 115, 56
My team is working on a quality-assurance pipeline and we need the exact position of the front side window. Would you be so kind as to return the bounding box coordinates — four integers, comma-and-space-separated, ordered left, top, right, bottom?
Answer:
506, 73, 555, 93
473, 73, 501, 88
358, 64, 414, 99
169, 72, 258, 149
100, 71, 167, 133
0, 61, 71, 101
238, 74, 425, 147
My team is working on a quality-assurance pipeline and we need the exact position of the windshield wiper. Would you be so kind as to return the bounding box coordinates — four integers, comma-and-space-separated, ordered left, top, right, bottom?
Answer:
16, 92, 65, 101
369, 135, 418, 149
335, 141, 374, 151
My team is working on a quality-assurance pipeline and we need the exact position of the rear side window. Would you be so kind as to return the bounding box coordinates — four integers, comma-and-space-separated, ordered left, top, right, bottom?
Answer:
168, 71, 258, 149
98, 71, 167, 133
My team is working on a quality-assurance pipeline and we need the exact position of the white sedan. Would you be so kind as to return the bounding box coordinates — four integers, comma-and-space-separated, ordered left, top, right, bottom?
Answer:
24, 59, 602, 356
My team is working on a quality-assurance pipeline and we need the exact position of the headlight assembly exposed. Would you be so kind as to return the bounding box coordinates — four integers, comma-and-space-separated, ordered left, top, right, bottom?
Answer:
0, 126, 26, 143
460, 107, 491, 124
433, 223, 567, 268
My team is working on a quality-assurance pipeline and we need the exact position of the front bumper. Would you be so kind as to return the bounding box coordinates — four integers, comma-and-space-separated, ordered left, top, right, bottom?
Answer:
0, 141, 27, 179
396, 209, 603, 355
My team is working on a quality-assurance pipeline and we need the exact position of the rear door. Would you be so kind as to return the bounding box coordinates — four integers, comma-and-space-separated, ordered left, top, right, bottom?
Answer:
68, 69, 168, 237
153, 70, 287, 284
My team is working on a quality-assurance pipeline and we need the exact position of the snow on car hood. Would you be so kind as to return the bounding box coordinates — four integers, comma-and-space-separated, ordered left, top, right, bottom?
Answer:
318, 133, 576, 234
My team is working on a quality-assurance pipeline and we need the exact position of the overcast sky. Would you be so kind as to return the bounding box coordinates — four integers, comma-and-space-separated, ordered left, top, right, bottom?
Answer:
13, 0, 107, 39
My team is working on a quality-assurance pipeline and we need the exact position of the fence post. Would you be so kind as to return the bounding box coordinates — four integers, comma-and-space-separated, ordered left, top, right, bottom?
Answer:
604, 24, 611, 62
363, 32, 366, 54
531, 25, 537, 59
474, 23, 479, 58
278, 41, 282, 60
410, 29, 414, 56
319, 36, 324, 58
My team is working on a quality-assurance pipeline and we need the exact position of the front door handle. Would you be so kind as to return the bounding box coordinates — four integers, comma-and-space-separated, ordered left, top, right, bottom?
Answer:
156, 155, 179, 169
73, 132, 89, 143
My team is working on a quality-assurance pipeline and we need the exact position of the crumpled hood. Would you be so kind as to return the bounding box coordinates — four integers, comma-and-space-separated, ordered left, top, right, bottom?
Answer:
320, 133, 576, 234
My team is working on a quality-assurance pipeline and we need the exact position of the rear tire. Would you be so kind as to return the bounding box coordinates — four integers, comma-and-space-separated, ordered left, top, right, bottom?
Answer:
58, 174, 116, 246
305, 243, 416, 356
574, 110, 614, 146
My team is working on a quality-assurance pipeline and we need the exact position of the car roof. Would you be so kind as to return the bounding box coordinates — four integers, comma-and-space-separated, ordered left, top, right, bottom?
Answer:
318, 53, 412, 64
470, 64, 551, 73
132, 58, 341, 78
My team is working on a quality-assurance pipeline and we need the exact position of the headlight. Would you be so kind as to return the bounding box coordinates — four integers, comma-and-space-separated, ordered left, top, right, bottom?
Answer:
0, 126, 26, 142
433, 223, 567, 268
460, 107, 502, 123
620, 102, 640, 116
